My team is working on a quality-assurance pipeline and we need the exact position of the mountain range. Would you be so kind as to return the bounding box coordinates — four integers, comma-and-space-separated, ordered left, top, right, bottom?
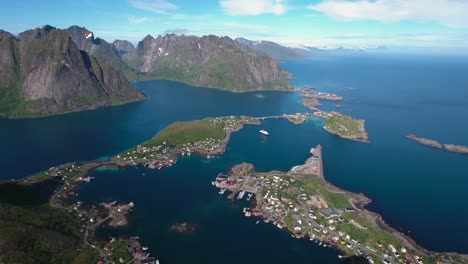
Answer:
0, 26, 144, 118
0, 25, 297, 118
235, 37, 313, 61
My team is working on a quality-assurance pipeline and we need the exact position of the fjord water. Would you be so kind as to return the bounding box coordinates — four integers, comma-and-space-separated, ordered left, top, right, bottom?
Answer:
2, 53, 468, 261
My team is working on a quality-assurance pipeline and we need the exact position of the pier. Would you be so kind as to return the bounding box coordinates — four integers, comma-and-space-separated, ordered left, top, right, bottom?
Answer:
313, 144, 324, 180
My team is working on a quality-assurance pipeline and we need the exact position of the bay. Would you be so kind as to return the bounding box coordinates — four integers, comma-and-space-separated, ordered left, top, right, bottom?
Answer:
1, 53, 468, 262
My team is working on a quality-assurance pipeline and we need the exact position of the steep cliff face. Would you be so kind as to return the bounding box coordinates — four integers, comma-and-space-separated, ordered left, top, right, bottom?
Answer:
123, 34, 292, 91
0, 27, 145, 118
66, 26, 138, 80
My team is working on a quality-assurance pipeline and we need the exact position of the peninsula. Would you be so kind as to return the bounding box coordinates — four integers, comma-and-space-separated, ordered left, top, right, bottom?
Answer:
407, 134, 468, 155
0, 163, 157, 263
213, 146, 468, 264
315, 111, 369, 143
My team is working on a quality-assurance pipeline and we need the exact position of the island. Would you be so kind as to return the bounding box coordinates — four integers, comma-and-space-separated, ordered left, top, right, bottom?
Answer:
300, 87, 344, 101
213, 146, 468, 264
113, 114, 312, 169
297, 87, 370, 143
170, 222, 199, 234
299, 88, 343, 111
113, 116, 261, 168
315, 111, 369, 143
301, 97, 322, 111
406, 134, 468, 155
282, 113, 310, 125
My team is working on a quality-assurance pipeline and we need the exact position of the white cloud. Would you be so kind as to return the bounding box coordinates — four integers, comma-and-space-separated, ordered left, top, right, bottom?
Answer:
220, 0, 287, 16
129, 0, 177, 14
128, 15, 153, 24
308, 0, 468, 28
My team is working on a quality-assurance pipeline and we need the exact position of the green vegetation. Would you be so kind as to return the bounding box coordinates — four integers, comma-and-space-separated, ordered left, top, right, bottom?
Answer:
104, 240, 134, 263
0, 202, 100, 264
145, 118, 226, 147
321, 112, 369, 142
325, 114, 361, 137
293, 174, 352, 209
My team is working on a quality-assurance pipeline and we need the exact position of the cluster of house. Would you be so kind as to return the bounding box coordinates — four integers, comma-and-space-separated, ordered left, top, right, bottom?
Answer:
115, 143, 178, 168
127, 238, 158, 264
209, 116, 245, 131
214, 171, 438, 264
282, 113, 309, 123
314, 110, 339, 119
300, 88, 342, 101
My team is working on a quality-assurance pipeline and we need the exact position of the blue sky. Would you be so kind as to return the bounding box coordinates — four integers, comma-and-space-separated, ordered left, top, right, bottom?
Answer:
2, 0, 468, 51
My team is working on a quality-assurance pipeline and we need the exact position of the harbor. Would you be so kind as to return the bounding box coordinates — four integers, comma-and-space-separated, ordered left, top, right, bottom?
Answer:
212, 145, 464, 264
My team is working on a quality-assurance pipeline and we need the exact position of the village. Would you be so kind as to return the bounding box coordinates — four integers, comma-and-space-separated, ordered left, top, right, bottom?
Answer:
28, 162, 160, 264
300, 87, 344, 101
213, 145, 453, 264
112, 116, 261, 169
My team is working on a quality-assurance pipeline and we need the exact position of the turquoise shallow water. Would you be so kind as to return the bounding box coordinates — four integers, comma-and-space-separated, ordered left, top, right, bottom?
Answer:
1, 53, 468, 262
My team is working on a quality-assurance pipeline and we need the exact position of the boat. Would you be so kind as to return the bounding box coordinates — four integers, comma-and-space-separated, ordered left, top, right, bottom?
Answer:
256, 220, 260, 224
237, 190, 246, 199
219, 189, 226, 194
259, 130, 269, 136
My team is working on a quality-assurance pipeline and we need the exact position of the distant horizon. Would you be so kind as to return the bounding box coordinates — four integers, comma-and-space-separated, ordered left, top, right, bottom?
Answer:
4, 23, 468, 55
2, 0, 468, 53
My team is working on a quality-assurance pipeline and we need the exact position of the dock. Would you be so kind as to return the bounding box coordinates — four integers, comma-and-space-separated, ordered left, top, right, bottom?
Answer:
312, 145, 324, 180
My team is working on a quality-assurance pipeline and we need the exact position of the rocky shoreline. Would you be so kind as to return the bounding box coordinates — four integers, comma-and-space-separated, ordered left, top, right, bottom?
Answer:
407, 134, 468, 154
317, 111, 370, 143
214, 146, 468, 264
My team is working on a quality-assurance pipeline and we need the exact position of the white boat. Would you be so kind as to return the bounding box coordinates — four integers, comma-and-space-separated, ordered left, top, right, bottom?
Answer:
259, 130, 269, 136
256, 220, 260, 224
219, 189, 226, 194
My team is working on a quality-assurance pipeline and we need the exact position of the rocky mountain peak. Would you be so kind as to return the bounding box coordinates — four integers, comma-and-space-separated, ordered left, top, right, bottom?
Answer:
18, 25, 55, 40
113, 40, 135, 56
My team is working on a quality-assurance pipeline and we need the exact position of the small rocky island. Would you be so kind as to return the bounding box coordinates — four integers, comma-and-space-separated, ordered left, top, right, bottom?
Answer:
299, 88, 343, 111
213, 146, 468, 264
297, 87, 370, 143
282, 113, 310, 124
315, 111, 369, 143
170, 222, 199, 234
407, 134, 468, 155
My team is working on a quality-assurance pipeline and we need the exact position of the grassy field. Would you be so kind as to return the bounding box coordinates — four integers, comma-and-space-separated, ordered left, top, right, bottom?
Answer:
293, 174, 352, 209
144, 118, 226, 147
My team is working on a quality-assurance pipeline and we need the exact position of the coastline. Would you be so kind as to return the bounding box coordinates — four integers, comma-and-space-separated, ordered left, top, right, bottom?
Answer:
134, 77, 295, 93
0, 95, 147, 120
407, 134, 468, 155
213, 145, 468, 263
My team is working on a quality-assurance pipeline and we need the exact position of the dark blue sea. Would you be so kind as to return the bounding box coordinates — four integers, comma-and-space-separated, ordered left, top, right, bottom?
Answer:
1, 53, 468, 262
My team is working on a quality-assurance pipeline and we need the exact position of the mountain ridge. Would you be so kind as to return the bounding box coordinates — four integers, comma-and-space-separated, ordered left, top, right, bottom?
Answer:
0, 26, 145, 118
235, 37, 312, 61
120, 33, 292, 91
